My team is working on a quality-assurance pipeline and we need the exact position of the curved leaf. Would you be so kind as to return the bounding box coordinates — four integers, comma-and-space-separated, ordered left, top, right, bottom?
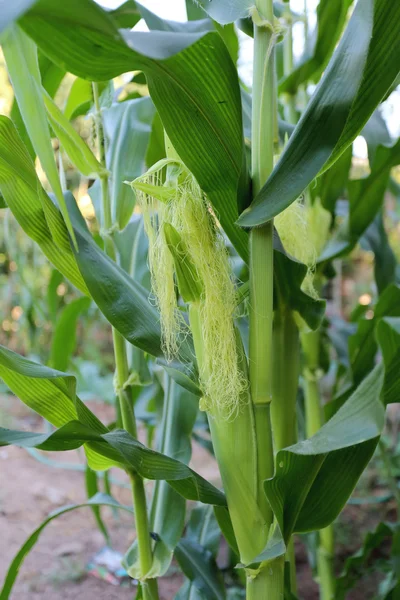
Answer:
20, 0, 249, 260
0, 493, 131, 600
0, 343, 116, 470
102, 97, 155, 230
67, 195, 199, 392
377, 318, 400, 406
0, 422, 227, 506
174, 539, 226, 600
320, 136, 400, 262
239, 0, 400, 226
264, 364, 385, 542
1, 24, 76, 244
48, 296, 91, 371
0, 117, 88, 293
279, 0, 353, 94
43, 90, 106, 178
125, 376, 199, 578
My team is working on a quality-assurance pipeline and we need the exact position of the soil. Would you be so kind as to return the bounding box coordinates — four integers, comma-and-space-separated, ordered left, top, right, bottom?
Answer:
0, 395, 393, 599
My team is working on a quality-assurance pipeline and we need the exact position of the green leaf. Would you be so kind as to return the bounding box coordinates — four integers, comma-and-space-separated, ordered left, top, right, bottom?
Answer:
264, 364, 385, 542
67, 193, 199, 392
1, 24, 76, 245
10, 52, 65, 160
274, 245, 325, 331
0, 0, 37, 34
362, 212, 398, 294
0, 117, 88, 293
335, 522, 397, 600
0, 422, 227, 506
125, 377, 199, 578
193, 0, 252, 24
320, 137, 400, 262
0, 344, 117, 470
108, 0, 141, 29
64, 78, 108, 121
174, 539, 226, 600
279, 0, 353, 94
43, 90, 106, 177
20, 0, 250, 261
376, 318, 400, 406
186, 1, 206, 21
0, 493, 130, 600
238, 0, 400, 226
48, 296, 91, 371
84, 467, 110, 543
102, 97, 155, 230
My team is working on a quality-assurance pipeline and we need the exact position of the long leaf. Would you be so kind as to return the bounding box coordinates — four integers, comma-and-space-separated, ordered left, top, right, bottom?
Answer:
67, 193, 199, 392
43, 90, 106, 178
48, 296, 91, 371
0, 422, 227, 506
20, 0, 250, 260
102, 97, 155, 230
238, 0, 400, 226
0, 343, 117, 470
174, 539, 226, 600
264, 365, 385, 542
1, 24, 76, 244
0, 493, 130, 600
125, 376, 198, 578
279, 0, 353, 93
0, 117, 88, 293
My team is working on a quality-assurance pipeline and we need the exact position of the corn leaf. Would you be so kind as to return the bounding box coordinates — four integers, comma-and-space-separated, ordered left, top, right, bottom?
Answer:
320, 136, 400, 262
264, 365, 385, 542
84, 467, 110, 544
1, 24, 76, 245
0, 493, 130, 600
102, 97, 155, 230
0, 422, 227, 506
176, 505, 225, 599
0, 344, 118, 470
0, 117, 88, 293
362, 212, 398, 294
125, 377, 199, 578
376, 318, 400, 406
67, 192, 199, 392
108, 0, 141, 29
10, 52, 65, 159
335, 522, 398, 600
279, 0, 353, 94
48, 296, 91, 371
174, 539, 226, 600
193, 0, 252, 24
42, 90, 106, 178
238, 0, 400, 226
19, 0, 250, 261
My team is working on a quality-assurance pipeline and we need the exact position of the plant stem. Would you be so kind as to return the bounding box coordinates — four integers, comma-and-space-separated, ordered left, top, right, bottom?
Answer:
249, 0, 284, 596
92, 82, 159, 600
271, 309, 299, 592
283, 7, 297, 124
301, 329, 335, 600
247, 556, 285, 600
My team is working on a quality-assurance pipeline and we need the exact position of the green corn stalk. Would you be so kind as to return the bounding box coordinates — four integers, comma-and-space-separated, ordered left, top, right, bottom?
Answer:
92, 82, 159, 600
301, 327, 336, 600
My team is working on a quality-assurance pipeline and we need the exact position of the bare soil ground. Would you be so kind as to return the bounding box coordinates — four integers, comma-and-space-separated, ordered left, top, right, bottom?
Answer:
0, 394, 391, 599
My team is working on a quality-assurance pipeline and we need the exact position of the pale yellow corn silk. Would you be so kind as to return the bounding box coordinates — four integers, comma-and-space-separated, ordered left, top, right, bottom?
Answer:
134, 166, 182, 359
132, 160, 247, 418
275, 198, 331, 298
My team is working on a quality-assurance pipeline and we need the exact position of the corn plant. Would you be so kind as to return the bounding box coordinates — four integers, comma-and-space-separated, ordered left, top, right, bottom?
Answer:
0, 1, 400, 599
